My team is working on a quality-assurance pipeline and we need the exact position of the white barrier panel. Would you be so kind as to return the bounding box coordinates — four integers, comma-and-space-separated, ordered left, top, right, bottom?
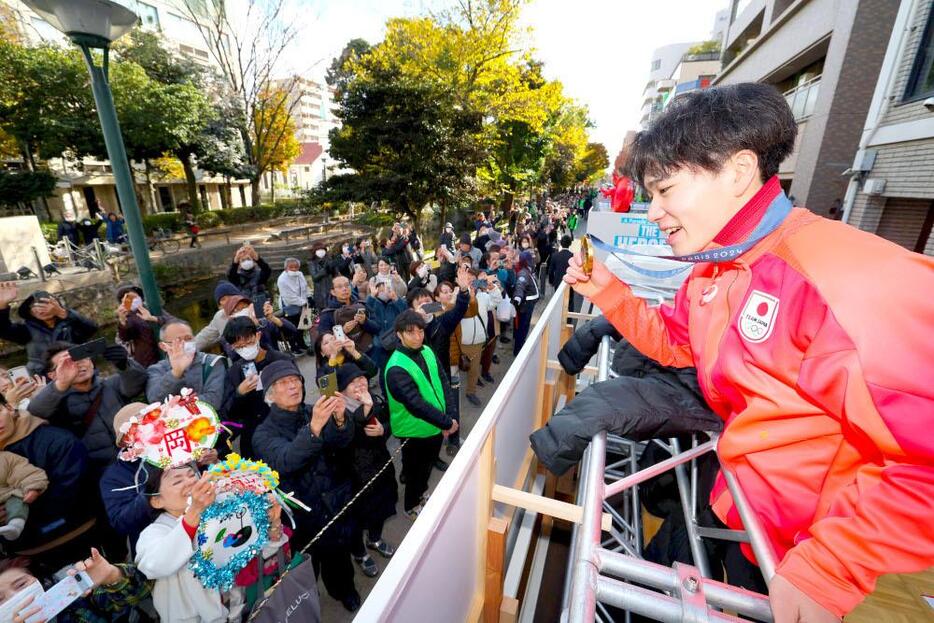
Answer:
355, 283, 570, 621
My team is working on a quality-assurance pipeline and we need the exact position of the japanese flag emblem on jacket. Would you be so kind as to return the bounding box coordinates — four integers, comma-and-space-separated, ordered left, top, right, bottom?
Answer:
738, 290, 779, 343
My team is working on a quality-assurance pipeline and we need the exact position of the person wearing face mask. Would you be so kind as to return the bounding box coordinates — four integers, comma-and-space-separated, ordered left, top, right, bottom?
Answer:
115, 285, 172, 368
406, 260, 437, 293
57, 209, 80, 248
0, 282, 99, 376
511, 250, 540, 356
145, 320, 227, 410
221, 317, 292, 459
222, 295, 298, 357
0, 550, 151, 622
226, 245, 272, 299
309, 244, 332, 312
353, 237, 378, 277
439, 223, 456, 253
314, 332, 378, 382
276, 258, 310, 354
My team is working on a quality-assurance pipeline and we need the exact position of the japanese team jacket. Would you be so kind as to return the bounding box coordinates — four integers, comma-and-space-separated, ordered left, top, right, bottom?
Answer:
590, 177, 934, 615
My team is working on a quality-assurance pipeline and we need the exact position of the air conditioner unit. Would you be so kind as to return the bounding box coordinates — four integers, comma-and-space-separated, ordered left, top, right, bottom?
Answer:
863, 178, 886, 195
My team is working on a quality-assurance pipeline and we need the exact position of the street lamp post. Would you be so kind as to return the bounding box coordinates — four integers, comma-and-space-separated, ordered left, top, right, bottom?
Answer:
24, 0, 163, 314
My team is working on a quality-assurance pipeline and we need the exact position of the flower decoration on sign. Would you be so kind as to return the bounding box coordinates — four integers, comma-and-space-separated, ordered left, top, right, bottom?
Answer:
188, 490, 271, 591
207, 453, 280, 495
117, 389, 220, 468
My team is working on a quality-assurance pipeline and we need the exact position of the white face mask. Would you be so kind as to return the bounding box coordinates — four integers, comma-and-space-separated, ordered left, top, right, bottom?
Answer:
286, 269, 301, 277
183, 340, 197, 355
235, 343, 259, 361
315, 249, 326, 259
232, 307, 254, 320
377, 291, 391, 302
240, 259, 255, 271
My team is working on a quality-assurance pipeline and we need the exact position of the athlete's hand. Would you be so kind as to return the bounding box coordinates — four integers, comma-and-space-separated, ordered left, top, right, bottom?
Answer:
563, 253, 614, 300
769, 575, 840, 623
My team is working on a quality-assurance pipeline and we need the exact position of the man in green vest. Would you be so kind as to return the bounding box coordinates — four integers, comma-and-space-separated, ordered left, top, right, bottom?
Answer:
384, 309, 459, 519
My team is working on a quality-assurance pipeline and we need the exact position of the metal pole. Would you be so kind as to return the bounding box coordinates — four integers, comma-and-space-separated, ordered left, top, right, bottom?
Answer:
722, 466, 778, 581
567, 336, 611, 623
670, 437, 712, 578
605, 439, 716, 499
76, 43, 162, 314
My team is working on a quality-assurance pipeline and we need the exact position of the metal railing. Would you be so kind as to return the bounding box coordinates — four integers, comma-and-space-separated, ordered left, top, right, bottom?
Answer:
784, 76, 821, 121
565, 336, 776, 622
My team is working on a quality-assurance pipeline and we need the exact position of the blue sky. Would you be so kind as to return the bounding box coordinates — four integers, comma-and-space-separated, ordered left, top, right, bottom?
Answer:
282, 0, 727, 157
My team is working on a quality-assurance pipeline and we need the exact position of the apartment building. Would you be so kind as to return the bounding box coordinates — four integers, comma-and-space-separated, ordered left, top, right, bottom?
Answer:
842, 0, 934, 255
0, 0, 253, 218
714, 0, 899, 216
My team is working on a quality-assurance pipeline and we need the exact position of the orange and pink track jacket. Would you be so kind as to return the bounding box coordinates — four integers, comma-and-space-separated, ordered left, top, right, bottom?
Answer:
591, 177, 934, 615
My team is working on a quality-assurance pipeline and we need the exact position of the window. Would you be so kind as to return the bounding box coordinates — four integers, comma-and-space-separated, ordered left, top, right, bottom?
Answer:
135, 2, 160, 29
905, 8, 934, 100
651, 59, 661, 71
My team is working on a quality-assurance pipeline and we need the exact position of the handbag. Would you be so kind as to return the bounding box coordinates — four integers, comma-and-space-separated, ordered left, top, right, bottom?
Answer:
496, 297, 515, 322
248, 553, 321, 623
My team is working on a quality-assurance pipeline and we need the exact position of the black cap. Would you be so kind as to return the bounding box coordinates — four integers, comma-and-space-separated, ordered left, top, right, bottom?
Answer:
260, 360, 303, 394
214, 281, 241, 304
336, 364, 367, 391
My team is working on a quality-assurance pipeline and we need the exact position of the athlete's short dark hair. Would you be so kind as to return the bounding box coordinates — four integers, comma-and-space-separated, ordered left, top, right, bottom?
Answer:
626, 82, 797, 187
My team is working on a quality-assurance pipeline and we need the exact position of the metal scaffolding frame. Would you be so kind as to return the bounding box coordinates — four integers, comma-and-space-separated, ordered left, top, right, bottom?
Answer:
564, 336, 776, 623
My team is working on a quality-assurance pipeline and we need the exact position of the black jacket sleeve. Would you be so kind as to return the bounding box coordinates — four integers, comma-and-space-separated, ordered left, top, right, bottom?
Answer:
226, 262, 239, 286
66, 309, 99, 342
258, 257, 272, 285
437, 290, 470, 336
557, 317, 622, 375
385, 366, 453, 430
0, 307, 31, 345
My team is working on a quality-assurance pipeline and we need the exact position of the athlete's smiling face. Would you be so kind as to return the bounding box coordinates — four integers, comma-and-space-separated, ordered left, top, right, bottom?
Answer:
644, 150, 763, 256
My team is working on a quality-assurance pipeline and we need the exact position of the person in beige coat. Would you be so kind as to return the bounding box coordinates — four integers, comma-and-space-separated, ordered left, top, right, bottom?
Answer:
0, 449, 48, 540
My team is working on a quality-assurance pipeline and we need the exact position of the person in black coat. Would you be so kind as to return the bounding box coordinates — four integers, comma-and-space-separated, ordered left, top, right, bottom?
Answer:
547, 235, 574, 290
336, 365, 397, 578
0, 283, 98, 376
221, 317, 293, 459
225, 245, 272, 298
57, 215, 80, 248
0, 395, 88, 545
309, 245, 332, 311
252, 360, 361, 612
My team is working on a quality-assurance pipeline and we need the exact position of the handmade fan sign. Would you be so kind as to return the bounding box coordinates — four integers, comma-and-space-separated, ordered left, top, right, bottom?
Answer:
188, 454, 276, 591
117, 389, 220, 468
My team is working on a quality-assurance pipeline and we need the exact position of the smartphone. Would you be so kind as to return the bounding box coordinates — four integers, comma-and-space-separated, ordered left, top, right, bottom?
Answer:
66, 338, 106, 362
332, 325, 346, 341
121, 294, 134, 311
8, 366, 30, 385
421, 302, 443, 314
252, 294, 268, 318
241, 362, 258, 379
471, 279, 487, 290
317, 372, 337, 398
32, 290, 51, 303
24, 572, 93, 623
368, 414, 379, 427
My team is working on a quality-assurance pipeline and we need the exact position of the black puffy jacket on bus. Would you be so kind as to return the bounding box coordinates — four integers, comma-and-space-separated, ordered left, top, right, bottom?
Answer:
530, 320, 721, 476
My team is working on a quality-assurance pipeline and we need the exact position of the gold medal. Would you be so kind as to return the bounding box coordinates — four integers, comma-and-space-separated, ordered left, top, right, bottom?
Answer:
581, 235, 595, 276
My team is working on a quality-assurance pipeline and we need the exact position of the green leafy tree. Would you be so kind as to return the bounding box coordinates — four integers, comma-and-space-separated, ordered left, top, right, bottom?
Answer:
0, 169, 57, 211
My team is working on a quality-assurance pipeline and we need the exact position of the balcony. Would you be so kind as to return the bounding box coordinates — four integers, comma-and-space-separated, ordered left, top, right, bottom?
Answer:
656, 79, 676, 93
783, 76, 820, 121
674, 77, 712, 95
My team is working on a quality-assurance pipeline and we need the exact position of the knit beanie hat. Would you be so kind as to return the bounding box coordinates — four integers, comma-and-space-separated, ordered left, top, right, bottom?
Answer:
336, 364, 366, 392
214, 281, 241, 304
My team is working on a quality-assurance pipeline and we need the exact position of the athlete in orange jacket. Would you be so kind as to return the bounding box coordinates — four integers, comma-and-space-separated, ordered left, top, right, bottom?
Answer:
567, 84, 934, 622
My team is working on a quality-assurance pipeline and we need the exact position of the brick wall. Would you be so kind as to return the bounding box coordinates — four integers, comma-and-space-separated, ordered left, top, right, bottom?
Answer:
881, 1, 933, 126
874, 196, 931, 250
868, 137, 934, 197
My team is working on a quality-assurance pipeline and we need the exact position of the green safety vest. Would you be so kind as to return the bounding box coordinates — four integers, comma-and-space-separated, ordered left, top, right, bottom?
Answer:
384, 346, 447, 438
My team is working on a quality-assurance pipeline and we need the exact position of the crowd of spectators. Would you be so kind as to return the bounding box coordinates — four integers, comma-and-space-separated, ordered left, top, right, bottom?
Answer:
0, 195, 586, 620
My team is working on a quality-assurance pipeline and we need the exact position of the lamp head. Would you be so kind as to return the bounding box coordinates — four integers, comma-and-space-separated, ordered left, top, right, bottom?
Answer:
23, 0, 139, 47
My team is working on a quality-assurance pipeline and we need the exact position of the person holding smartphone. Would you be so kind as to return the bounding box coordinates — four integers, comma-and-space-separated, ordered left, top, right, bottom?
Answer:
0, 548, 151, 622
222, 317, 292, 459
0, 283, 98, 376
337, 364, 397, 579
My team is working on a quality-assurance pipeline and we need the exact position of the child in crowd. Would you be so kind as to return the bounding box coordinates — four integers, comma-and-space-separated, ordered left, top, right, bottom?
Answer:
135, 466, 287, 622
0, 451, 46, 541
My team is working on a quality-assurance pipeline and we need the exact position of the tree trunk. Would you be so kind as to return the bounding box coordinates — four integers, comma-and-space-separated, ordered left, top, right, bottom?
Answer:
24, 144, 53, 221
179, 153, 200, 213
223, 176, 232, 210
499, 191, 514, 214
250, 176, 261, 207
270, 172, 276, 205
144, 160, 158, 214
438, 198, 447, 237
239, 184, 248, 208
